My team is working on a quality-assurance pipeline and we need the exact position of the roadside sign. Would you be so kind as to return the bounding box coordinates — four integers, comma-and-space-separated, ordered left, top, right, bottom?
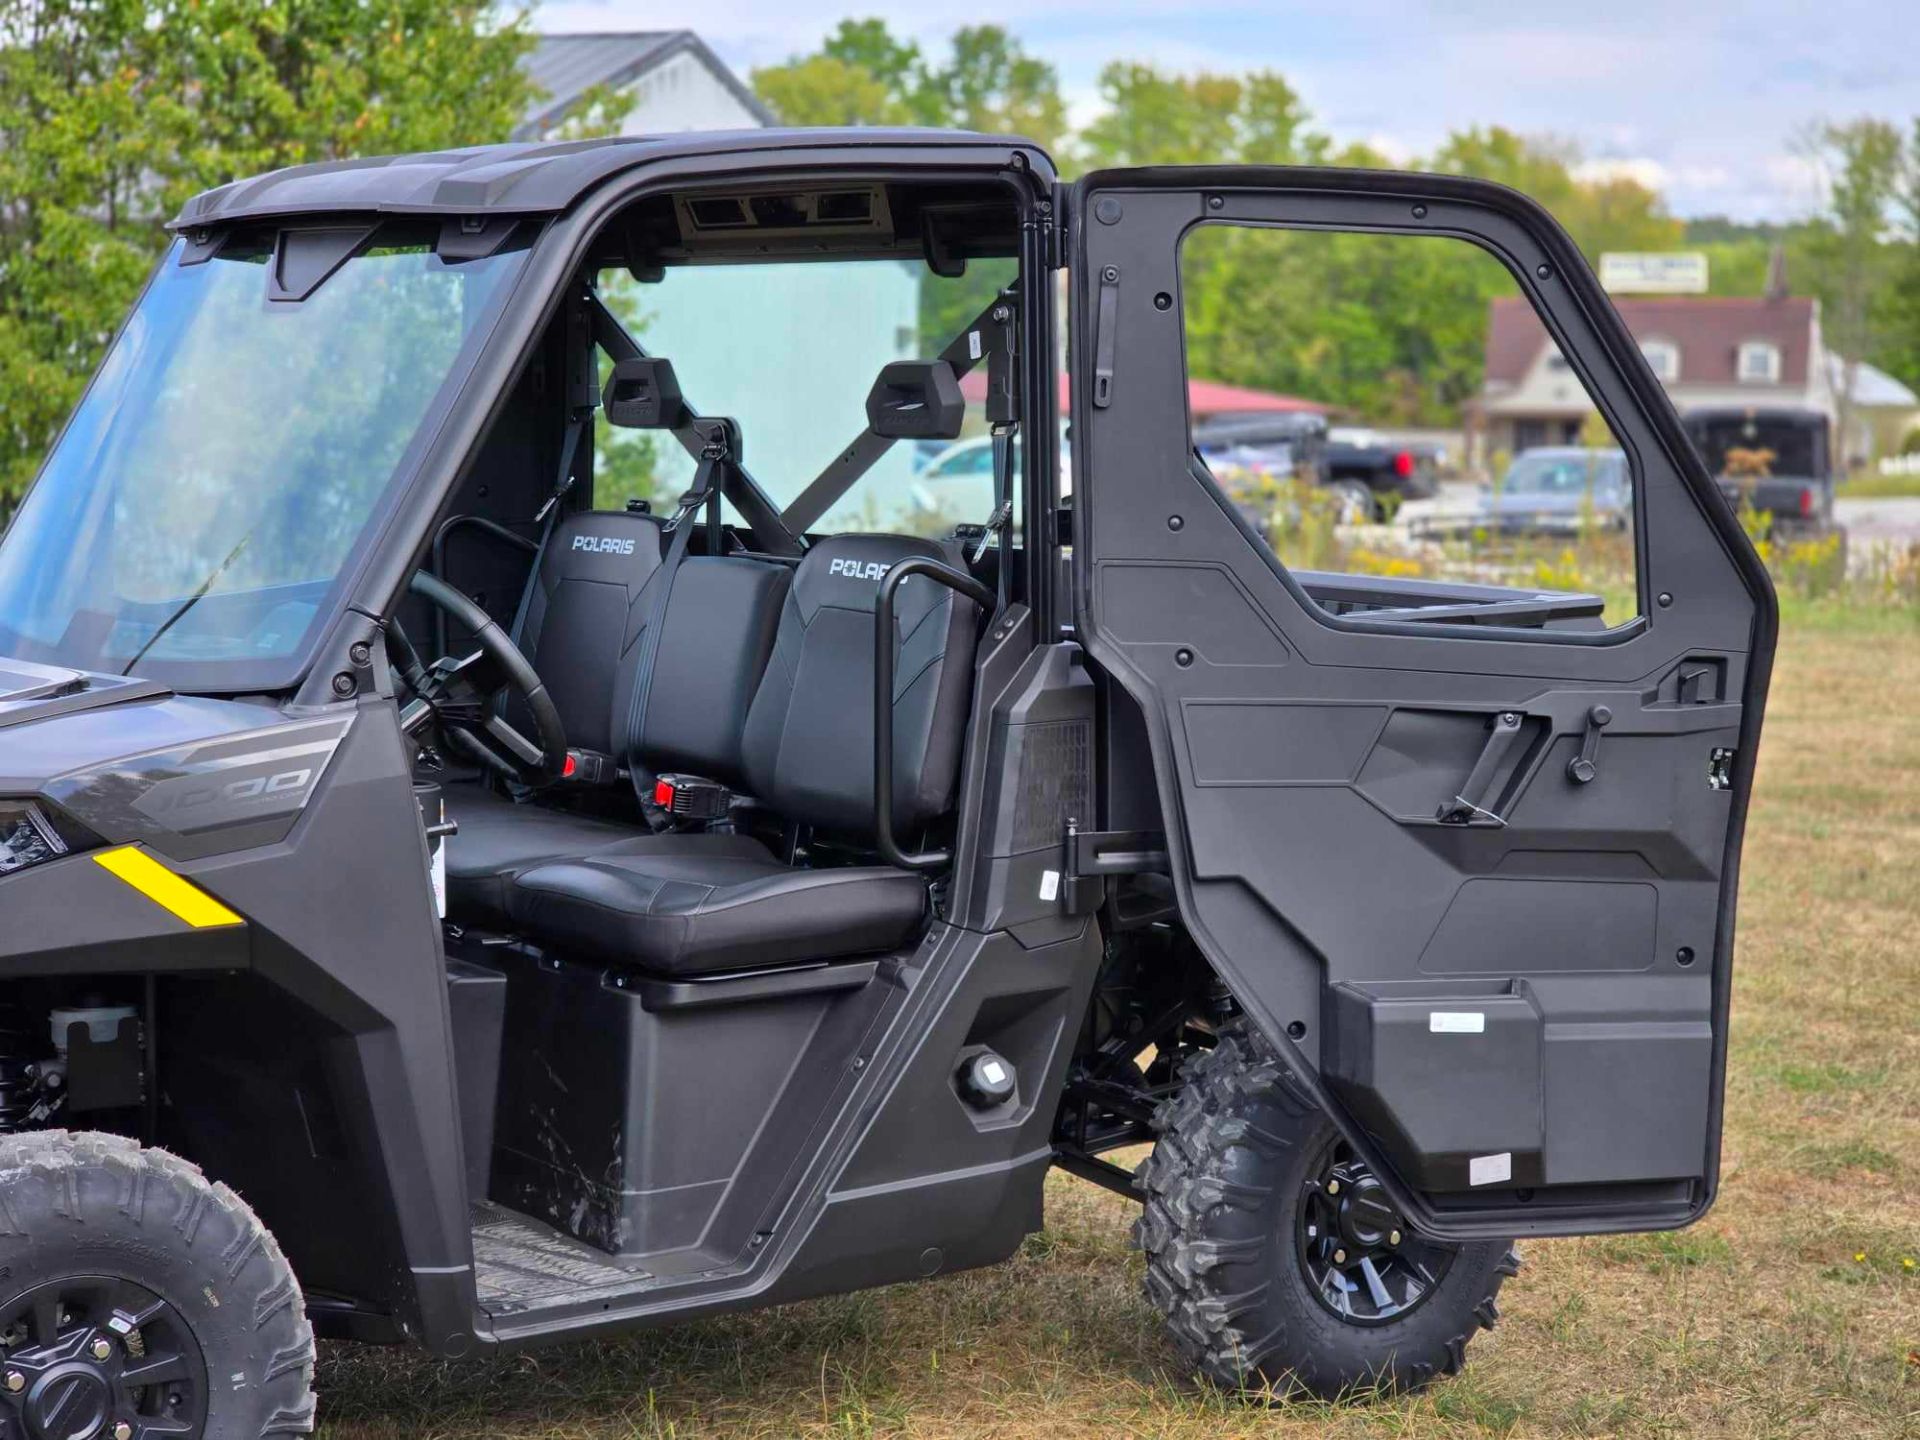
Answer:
1599, 252, 1709, 294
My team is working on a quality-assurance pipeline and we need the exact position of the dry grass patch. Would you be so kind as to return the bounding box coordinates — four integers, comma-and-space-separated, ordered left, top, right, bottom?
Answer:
315, 612, 1919, 1438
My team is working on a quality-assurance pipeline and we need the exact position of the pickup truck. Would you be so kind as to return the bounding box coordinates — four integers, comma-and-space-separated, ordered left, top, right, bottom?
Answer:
1195, 413, 1437, 519
1682, 406, 1837, 540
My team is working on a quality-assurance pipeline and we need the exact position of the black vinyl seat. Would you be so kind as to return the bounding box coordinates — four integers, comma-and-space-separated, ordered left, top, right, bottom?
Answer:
508, 839, 928, 975
504, 533, 981, 974
442, 514, 793, 926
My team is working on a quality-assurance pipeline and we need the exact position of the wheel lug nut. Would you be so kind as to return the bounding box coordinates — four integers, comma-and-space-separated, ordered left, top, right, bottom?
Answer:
1333, 1248, 1347, 1264
90, 1338, 113, 1361
1327, 1180, 1340, 1195
4, 1370, 22, 1392
1389, 1229, 1402, 1246
114, 1424, 133, 1440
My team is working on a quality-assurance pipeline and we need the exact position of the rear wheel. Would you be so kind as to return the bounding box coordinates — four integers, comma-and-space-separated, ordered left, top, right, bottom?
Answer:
0, 1131, 316, 1439
1133, 1022, 1518, 1398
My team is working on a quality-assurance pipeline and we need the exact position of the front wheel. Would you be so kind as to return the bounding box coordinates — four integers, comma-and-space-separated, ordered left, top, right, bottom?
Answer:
0, 1131, 316, 1439
1133, 1022, 1518, 1399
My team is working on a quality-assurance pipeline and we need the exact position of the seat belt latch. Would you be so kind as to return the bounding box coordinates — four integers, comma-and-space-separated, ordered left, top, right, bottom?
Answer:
652, 774, 732, 822
561, 748, 622, 786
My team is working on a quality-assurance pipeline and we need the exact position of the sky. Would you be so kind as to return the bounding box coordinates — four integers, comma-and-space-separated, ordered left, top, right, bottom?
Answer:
528, 0, 1919, 224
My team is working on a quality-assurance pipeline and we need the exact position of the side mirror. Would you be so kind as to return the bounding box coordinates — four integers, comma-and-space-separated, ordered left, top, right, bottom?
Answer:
866, 360, 965, 440
605, 356, 686, 430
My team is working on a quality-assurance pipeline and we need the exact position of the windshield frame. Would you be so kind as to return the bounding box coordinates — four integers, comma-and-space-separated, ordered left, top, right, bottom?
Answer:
0, 221, 535, 695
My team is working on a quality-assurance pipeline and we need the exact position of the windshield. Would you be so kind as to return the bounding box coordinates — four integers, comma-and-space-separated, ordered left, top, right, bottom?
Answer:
1500, 450, 1627, 497
0, 229, 527, 690
595, 257, 1017, 536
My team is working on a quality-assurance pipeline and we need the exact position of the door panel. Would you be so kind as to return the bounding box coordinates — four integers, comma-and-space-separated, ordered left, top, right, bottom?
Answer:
1068, 169, 1776, 1237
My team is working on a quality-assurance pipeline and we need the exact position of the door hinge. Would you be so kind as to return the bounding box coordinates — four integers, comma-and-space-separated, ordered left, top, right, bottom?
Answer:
1061, 820, 1169, 914
1045, 182, 1070, 269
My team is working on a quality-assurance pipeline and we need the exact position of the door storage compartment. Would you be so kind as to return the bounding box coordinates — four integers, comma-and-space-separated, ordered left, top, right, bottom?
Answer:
1322, 976, 1716, 1194
1321, 980, 1545, 1192
489, 948, 878, 1259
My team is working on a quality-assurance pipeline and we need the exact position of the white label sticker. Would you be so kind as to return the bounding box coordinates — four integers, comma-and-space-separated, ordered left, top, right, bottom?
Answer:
968, 329, 983, 360
1469, 1152, 1513, 1186
1429, 1011, 1486, 1034
1039, 869, 1061, 902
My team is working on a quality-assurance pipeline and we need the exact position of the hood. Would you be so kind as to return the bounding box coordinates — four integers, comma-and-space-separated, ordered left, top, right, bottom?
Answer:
0, 658, 171, 734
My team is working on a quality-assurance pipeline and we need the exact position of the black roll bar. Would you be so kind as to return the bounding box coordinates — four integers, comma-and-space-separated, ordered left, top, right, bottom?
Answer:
874, 558, 998, 870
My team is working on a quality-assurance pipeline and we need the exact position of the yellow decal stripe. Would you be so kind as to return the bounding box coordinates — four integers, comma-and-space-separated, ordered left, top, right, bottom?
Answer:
93, 848, 244, 929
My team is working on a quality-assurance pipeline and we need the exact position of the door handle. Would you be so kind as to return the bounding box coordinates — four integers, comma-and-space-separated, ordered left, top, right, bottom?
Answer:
1436, 710, 1525, 825
1566, 704, 1612, 784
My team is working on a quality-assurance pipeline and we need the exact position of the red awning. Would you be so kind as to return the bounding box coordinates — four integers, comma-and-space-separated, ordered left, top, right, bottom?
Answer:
959, 370, 1325, 417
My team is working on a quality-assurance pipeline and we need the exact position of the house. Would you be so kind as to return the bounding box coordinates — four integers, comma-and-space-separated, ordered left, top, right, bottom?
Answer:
516, 31, 773, 140
1476, 293, 1836, 464
1828, 356, 1920, 465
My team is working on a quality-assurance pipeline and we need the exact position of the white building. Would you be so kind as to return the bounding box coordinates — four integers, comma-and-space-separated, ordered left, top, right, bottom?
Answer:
516, 31, 773, 139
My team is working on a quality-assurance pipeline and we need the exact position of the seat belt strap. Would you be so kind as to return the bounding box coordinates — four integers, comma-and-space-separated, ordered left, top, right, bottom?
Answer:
508, 415, 586, 648
623, 424, 729, 814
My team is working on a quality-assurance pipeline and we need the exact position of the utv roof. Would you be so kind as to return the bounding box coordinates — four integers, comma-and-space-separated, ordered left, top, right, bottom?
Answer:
170, 128, 1052, 231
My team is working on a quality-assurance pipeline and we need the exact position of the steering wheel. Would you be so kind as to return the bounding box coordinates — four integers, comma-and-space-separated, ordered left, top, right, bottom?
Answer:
386, 571, 568, 788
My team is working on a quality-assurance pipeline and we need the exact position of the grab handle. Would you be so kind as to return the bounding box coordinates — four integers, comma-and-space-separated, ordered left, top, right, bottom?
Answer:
874, 558, 997, 869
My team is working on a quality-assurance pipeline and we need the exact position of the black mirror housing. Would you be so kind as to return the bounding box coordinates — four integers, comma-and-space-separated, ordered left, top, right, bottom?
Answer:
866, 359, 966, 440
606, 356, 686, 430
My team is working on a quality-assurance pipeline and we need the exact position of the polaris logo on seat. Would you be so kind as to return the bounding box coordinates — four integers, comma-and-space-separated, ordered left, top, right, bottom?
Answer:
572, 535, 636, 555
829, 558, 891, 582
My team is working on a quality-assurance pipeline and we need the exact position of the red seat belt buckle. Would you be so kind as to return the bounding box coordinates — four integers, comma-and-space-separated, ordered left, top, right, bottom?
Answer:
653, 778, 676, 809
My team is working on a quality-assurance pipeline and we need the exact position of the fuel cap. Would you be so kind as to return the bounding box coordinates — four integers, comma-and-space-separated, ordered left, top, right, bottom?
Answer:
957, 1050, 1017, 1109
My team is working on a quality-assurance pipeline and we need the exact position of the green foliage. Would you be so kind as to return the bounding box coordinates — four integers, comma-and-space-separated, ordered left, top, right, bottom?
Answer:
1079, 65, 1321, 168
752, 20, 1067, 154
0, 0, 536, 511
1183, 225, 1515, 426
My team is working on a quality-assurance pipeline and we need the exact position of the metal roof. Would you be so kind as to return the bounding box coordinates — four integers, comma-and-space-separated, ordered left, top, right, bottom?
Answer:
515, 31, 776, 139
169, 128, 1047, 231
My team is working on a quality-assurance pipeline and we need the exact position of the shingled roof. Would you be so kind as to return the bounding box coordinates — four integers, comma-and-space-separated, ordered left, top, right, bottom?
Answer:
515, 31, 774, 140
1485, 294, 1817, 388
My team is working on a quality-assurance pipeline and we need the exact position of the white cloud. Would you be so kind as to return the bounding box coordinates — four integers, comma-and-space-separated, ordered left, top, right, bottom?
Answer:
525, 0, 1920, 221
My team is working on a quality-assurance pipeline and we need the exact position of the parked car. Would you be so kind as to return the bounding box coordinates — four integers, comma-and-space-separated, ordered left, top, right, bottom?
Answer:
1327, 426, 1442, 514
1682, 406, 1836, 539
1414, 446, 1631, 540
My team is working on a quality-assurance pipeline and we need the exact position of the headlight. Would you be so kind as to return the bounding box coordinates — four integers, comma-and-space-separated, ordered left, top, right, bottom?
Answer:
0, 801, 70, 876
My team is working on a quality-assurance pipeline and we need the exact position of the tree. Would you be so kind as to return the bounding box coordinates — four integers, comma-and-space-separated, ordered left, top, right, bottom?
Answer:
0, 0, 536, 512
750, 55, 907, 128
1079, 64, 1320, 169
752, 20, 1068, 155
1429, 127, 1682, 258
1800, 119, 1904, 464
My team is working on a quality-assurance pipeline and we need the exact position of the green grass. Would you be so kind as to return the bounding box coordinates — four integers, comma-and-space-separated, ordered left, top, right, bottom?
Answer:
1837, 469, 1920, 499
314, 612, 1920, 1439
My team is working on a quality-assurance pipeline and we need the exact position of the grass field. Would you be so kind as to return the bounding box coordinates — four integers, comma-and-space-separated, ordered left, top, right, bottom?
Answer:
315, 604, 1918, 1439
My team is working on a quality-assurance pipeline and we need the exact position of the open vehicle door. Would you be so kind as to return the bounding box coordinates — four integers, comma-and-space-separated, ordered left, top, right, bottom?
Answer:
1066, 168, 1777, 1239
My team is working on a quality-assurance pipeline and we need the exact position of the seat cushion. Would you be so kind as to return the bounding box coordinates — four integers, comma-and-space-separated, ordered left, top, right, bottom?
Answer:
506, 838, 927, 975
442, 784, 645, 924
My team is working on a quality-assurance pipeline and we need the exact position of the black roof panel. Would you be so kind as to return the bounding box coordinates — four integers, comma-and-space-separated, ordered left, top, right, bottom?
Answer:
170, 128, 1049, 231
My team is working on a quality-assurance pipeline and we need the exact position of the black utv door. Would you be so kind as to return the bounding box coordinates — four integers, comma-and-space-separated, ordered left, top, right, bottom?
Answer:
1067, 168, 1776, 1239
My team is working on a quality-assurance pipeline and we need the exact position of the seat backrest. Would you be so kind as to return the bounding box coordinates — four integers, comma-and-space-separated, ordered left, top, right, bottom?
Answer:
516, 510, 663, 756
740, 533, 980, 840
616, 555, 793, 787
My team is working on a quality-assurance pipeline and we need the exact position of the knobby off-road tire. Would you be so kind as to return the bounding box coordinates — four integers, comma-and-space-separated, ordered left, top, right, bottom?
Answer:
0, 1130, 316, 1438
1133, 1022, 1520, 1399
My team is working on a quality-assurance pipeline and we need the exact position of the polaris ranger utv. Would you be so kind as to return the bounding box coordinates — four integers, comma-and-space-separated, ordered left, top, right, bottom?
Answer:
0, 129, 1774, 1437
